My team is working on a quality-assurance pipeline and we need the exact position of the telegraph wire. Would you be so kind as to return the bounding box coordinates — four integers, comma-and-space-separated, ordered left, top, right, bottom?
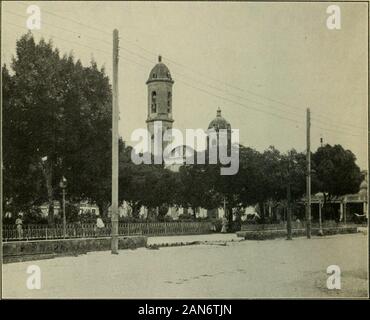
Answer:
109, 54, 307, 126
16, 1, 112, 37
115, 44, 308, 121
4, 10, 113, 48
3, 21, 362, 137
116, 44, 366, 132
117, 46, 366, 134
116, 56, 364, 138
7, 3, 314, 114
112, 54, 352, 137
176, 78, 306, 126
3, 9, 366, 137
117, 40, 365, 130
311, 113, 366, 131
2, 20, 112, 57
312, 116, 366, 132
311, 121, 362, 138
10, 2, 365, 132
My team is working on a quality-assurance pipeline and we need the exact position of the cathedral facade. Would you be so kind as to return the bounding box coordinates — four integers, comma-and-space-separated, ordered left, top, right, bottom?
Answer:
145, 56, 233, 169
144, 56, 231, 219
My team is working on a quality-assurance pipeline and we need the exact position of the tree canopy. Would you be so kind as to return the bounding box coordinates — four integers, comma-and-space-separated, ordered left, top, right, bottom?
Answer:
3, 33, 364, 226
3, 32, 112, 222
312, 144, 362, 201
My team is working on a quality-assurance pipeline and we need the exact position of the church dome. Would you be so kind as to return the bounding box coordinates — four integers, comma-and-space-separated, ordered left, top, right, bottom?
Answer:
208, 108, 231, 131
146, 55, 174, 84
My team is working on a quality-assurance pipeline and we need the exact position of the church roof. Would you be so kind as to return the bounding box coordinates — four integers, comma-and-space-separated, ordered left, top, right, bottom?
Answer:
208, 108, 231, 130
146, 55, 174, 84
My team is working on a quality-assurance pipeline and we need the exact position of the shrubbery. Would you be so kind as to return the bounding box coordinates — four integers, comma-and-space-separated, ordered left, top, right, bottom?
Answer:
118, 216, 144, 223
210, 218, 223, 232
3, 207, 48, 225
22, 208, 48, 225
177, 213, 195, 221
78, 211, 99, 224
161, 215, 174, 222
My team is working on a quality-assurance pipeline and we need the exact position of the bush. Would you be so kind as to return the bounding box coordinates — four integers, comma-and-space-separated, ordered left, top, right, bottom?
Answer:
178, 213, 195, 221
118, 215, 143, 223
23, 208, 48, 225
210, 218, 223, 232
65, 203, 80, 223
146, 214, 159, 222
158, 205, 169, 217
3, 216, 16, 225
79, 211, 98, 224
229, 220, 241, 232
162, 215, 174, 222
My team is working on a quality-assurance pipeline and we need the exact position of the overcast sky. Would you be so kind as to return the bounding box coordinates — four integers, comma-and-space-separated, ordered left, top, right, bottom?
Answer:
2, 1, 368, 169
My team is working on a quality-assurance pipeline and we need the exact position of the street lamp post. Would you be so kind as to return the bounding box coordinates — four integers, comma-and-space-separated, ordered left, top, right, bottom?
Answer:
59, 176, 67, 238
318, 201, 323, 236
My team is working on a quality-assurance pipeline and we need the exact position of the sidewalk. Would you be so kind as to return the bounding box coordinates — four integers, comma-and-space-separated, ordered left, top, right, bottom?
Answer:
147, 233, 241, 247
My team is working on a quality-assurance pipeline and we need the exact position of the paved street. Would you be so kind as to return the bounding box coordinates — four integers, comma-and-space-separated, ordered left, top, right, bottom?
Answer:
2, 233, 368, 298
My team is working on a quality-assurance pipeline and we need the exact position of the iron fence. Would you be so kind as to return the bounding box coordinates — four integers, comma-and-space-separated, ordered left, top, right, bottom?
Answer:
241, 221, 367, 231
2, 221, 214, 242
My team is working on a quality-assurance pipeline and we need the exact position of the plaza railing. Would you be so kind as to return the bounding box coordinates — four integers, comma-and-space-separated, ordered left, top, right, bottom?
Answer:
2, 221, 214, 242
240, 221, 367, 231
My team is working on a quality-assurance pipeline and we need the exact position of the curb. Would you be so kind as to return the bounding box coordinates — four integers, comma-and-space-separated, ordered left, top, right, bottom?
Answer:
146, 238, 241, 249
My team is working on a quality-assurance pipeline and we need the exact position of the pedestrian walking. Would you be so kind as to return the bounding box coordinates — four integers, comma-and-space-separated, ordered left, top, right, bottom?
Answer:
221, 216, 228, 233
96, 216, 105, 237
15, 214, 23, 239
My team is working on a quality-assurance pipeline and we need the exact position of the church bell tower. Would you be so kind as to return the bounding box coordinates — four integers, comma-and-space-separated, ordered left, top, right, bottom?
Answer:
146, 55, 174, 155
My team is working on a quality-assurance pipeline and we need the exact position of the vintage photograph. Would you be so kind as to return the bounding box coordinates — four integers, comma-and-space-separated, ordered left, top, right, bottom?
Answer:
1, 1, 368, 300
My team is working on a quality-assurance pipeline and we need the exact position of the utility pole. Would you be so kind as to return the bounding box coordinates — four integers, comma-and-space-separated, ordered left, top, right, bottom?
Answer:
306, 108, 312, 239
111, 29, 119, 254
286, 154, 292, 240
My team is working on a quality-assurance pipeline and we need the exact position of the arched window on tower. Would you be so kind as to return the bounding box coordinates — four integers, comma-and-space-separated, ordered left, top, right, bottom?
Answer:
167, 91, 172, 113
151, 91, 157, 113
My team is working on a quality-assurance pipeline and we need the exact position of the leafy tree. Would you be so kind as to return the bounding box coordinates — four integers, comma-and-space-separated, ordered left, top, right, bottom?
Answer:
2, 32, 112, 224
64, 203, 80, 223
119, 146, 178, 220
22, 207, 48, 225
312, 144, 362, 220
193, 145, 265, 228
2, 64, 45, 212
201, 145, 306, 228
273, 149, 306, 201
177, 163, 219, 218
